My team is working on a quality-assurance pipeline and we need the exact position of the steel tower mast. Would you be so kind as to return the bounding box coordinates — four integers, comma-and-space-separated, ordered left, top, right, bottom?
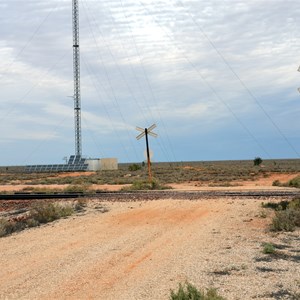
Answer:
72, 0, 82, 156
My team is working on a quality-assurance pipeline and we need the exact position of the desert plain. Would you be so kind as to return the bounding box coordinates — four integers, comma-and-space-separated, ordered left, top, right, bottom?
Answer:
0, 160, 299, 299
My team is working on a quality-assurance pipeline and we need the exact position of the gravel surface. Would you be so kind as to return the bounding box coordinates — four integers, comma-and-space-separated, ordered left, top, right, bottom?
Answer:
0, 197, 299, 300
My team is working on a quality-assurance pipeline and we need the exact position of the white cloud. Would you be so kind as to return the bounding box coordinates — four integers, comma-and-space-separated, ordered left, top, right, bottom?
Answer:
1, 0, 300, 164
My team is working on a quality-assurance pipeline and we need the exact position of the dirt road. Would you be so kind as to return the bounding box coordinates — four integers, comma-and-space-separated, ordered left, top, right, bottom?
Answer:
0, 198, 299, 299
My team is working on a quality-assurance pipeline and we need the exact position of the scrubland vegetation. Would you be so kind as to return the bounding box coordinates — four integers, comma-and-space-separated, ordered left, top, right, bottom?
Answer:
262, 198, 300, 232
0, 201, 87, 238
122, 178, 171, 191
0, 159, 300, 188
273, 175, 300, 188
170, 282, 225, 300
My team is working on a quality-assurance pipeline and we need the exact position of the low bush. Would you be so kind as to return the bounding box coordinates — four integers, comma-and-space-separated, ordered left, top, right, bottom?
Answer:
0, 218, 26, 237
287, 176, 300, 188
0, 202, 74, 238
261, 201, 289, 210
263, 198, 300, 232
288, 198, 300, 210
273, 176, 300, 189
30, 203, 73, 224
123, 178, 171, 191
63, 184, 92, 193
170, 282, 225, 300
20, 187, 59, 194
272, 180, 281, 187
271, 209, 300, 232
128, 164, 141, 171
0, 218, 14, 237
262, 243, 276, 254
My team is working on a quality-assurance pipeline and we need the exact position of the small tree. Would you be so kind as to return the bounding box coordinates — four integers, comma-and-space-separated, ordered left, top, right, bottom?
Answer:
254, 157, 263, 166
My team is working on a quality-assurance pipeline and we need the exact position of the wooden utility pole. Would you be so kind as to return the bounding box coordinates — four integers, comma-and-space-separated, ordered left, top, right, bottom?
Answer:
136, 124, 157, 182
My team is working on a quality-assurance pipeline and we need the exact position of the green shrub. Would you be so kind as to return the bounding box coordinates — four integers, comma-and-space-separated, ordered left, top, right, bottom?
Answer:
262, 198, 300, 232
128, 164, 141, 171
262, 243, 276, 254
0, 218, 9, 237
63, 184, 92, 193
26, 218, 40, 228
288, 198, 300, 210
1, 202, 78, 238
21, 187, 57, 194
276, 176, 300, 188
271, 209, 300, 232
123, 178, 171, 191
170, 283, 225, 300
272, 180, 281, 186
287, 176, 300, 188
0, 218, 26, 237
30, 203, 73, 224
261, 201, 289, 210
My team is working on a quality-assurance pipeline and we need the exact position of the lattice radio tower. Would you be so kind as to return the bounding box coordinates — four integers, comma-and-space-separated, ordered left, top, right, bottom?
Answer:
72, 0, 82, 156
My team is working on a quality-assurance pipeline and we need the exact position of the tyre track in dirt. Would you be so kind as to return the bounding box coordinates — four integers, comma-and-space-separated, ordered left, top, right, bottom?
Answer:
0, 198, 299, 299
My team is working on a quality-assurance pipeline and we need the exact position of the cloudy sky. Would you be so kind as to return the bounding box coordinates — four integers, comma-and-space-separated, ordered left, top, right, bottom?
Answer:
1, 0, 300, 165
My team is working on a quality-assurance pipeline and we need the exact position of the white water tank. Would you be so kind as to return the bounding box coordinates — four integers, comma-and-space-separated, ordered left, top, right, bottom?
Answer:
86, 158, 118, 171
86, 159, 101, 171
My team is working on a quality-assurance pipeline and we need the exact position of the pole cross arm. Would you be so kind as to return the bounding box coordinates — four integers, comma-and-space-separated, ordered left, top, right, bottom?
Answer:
135, 124, 158, 182
148, 124, 156, 132
135, 124, 157, 139
136, 126, 145, 133
136, 132, 145, 140
148, 132, 158, 138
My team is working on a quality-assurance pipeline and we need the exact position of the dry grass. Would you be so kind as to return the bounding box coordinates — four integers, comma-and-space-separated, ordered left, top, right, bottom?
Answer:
0, 202, 75, 238
1, 159, 300, 187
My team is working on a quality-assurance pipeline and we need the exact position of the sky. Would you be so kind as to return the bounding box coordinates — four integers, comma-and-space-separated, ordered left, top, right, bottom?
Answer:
1, 0, 300, 165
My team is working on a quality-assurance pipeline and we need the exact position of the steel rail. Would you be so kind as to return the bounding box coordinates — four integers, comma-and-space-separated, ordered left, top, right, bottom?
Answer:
0, 190, 299, 201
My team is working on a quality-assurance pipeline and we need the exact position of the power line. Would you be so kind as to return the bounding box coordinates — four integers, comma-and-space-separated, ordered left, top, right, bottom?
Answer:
81, 55, 132, 162
138, 1, 272, 158
0, 50, 69, 124
81, 0, 145, 162
119, 0, 177, 163
3, 1, 59, 76
21, 114, 69, 165
176, 0, 299, 158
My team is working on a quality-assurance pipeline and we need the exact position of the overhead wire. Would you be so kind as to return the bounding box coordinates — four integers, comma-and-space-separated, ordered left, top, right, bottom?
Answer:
21, 114, 70, 165
138, 1, 272, 159
83, 0, 175, 163
118, 0, 177, 163
81, 55, 132, 161
176, 0, 300, 158
81, 113, 105, 158
1, 1, 74, 164
81, 0, 145, 162
3, 1, 60, 76
0, 50, 69, 124
81, 0, 149, 122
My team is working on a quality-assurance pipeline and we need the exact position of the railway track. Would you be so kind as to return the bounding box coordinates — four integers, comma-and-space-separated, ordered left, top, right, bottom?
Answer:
0, 189, 299, 201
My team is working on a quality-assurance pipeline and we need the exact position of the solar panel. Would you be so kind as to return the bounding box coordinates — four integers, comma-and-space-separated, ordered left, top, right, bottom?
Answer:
25, 155, 89, 172
73, 156, 81, 164
68, 155, 75, 164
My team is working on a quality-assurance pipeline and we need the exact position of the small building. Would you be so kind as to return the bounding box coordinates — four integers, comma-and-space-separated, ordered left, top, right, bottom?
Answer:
86, 158, 118, 171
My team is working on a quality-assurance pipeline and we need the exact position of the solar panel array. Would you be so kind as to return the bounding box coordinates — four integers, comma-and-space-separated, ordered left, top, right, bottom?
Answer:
68, 155, 86, 165
25, 155, 88, 173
